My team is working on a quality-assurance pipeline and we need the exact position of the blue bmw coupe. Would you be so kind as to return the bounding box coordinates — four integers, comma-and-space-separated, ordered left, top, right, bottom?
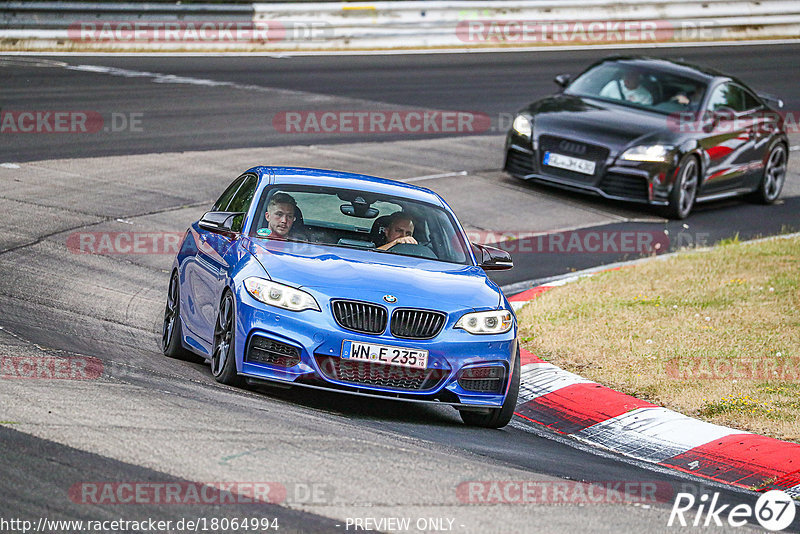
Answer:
162, 167, 520, 427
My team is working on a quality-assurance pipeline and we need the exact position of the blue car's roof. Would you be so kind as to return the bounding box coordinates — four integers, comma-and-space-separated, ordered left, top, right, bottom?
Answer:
246, 166, 445, 207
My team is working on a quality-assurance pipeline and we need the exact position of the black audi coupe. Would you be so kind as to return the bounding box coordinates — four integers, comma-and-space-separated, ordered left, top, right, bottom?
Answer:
504, 56, 789, 219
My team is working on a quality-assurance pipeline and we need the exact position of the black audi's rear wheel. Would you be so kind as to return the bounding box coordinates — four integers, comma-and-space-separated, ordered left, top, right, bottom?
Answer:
459, 349, 520, 429
162, 272, 200, 362
662, 155, 699, 220
211, 291, 244, 386
750, 143, 787, 204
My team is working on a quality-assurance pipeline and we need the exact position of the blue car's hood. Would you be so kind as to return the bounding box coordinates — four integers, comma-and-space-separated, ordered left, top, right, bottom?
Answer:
245, 239, 501, 311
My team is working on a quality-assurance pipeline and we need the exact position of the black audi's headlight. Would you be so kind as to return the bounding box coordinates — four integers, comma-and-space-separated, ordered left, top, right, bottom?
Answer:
620, 144, 675, 163
512, 115, 532, 139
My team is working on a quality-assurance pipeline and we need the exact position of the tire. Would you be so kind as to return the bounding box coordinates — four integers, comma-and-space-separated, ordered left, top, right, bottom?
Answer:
211, 291, 245, 387
750, 143, 787, 204
459, 348, 521, 429
162, 271, 201, 362
661, 155, 699, 220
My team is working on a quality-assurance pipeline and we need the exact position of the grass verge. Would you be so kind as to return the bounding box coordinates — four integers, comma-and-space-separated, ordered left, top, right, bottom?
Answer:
517, 235, 800, 443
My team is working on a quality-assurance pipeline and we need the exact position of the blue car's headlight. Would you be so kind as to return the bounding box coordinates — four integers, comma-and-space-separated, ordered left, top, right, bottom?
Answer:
455, 310, 513, 335
244, 277, 320, 312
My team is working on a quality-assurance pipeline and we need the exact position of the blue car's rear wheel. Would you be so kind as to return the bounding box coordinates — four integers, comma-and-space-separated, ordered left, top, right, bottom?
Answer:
211, 291, 244, 386
459, 348, 520, 429
162, 272, 200, 362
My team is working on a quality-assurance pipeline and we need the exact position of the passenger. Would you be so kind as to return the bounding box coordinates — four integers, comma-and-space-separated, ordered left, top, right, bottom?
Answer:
260, 192, 299, 240
599, 69, 653, 106
378, 212, 417, 250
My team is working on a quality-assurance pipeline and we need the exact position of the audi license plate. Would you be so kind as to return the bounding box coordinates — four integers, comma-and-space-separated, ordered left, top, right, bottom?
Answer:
341, 340, 428, 370
543, 151, 596, 175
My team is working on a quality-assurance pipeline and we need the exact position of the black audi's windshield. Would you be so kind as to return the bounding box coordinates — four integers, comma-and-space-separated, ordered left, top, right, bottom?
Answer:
566, 62, 708, 115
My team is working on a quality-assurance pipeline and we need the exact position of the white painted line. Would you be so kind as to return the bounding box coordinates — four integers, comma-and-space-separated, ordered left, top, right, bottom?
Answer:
404, 171, 468, 183
0, 163, 20, 169
790, 145, 799, 152
62, 64, 339, 102
574, 407, 747, 463
3, 39, 799, 57
518, 362, 594, 403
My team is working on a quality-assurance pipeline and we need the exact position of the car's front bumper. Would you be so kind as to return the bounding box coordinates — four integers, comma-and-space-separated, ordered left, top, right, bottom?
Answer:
504, 133, 676, 206
233, 291, 518, 408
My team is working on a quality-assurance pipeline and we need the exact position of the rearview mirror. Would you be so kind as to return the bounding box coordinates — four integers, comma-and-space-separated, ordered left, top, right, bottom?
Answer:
473, 243, 513, 271
340, 203, 379, 218
198, 211, 244, 233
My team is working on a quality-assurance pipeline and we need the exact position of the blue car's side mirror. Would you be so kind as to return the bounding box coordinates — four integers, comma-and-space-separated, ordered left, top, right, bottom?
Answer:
473, 243, 513, 271
199, 211, 244, 233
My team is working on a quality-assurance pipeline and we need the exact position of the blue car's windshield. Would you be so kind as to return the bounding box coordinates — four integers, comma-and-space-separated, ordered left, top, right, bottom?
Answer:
249, 185, 472, 265
566, 62, 708, 115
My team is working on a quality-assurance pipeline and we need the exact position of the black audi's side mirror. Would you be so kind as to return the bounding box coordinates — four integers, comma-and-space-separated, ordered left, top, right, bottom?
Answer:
554, 74, 571, 88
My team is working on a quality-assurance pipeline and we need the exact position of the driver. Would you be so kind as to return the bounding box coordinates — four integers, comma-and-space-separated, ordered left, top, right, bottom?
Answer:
260, 192, 300, 240
378, 212, 417, 250
600, 69, 653, 106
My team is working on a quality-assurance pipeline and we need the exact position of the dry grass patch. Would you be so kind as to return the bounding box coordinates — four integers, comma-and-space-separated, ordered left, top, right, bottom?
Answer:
517, 235, 800, 442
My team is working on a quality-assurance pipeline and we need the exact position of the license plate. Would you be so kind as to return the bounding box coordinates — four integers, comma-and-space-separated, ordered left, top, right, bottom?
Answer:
341, 340, 428, 370
543, 151, 596, 175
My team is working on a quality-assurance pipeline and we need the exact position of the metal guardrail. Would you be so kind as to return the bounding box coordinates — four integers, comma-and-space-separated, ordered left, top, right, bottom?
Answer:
1, 0, 800, 50
1, 2, 253, 29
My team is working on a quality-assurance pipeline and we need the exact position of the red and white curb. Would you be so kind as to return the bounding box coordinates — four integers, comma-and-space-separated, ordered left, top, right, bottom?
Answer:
509, 268, 800, 495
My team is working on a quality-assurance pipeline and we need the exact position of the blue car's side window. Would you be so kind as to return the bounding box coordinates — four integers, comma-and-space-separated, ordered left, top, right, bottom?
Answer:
212, 175, 247, 212
212, 174, 258, 232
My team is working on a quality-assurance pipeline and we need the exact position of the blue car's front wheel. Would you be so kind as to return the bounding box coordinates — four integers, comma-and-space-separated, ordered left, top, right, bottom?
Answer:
211, 291, 244, 387
459, 348, 520, 429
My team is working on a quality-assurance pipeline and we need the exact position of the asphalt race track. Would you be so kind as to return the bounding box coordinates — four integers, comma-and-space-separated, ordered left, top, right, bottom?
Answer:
1, 44, 799, 533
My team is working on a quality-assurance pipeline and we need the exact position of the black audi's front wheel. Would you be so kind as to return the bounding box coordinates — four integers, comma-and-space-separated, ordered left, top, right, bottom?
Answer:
662, 155, 699, 220
211, 291, 244, 387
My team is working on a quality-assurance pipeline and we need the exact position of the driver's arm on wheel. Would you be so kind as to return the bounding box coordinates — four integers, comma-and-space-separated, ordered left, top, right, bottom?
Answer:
378, 236, 417, 250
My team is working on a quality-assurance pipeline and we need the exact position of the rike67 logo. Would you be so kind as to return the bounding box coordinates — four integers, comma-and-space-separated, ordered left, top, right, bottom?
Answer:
669, 490, 796, 531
